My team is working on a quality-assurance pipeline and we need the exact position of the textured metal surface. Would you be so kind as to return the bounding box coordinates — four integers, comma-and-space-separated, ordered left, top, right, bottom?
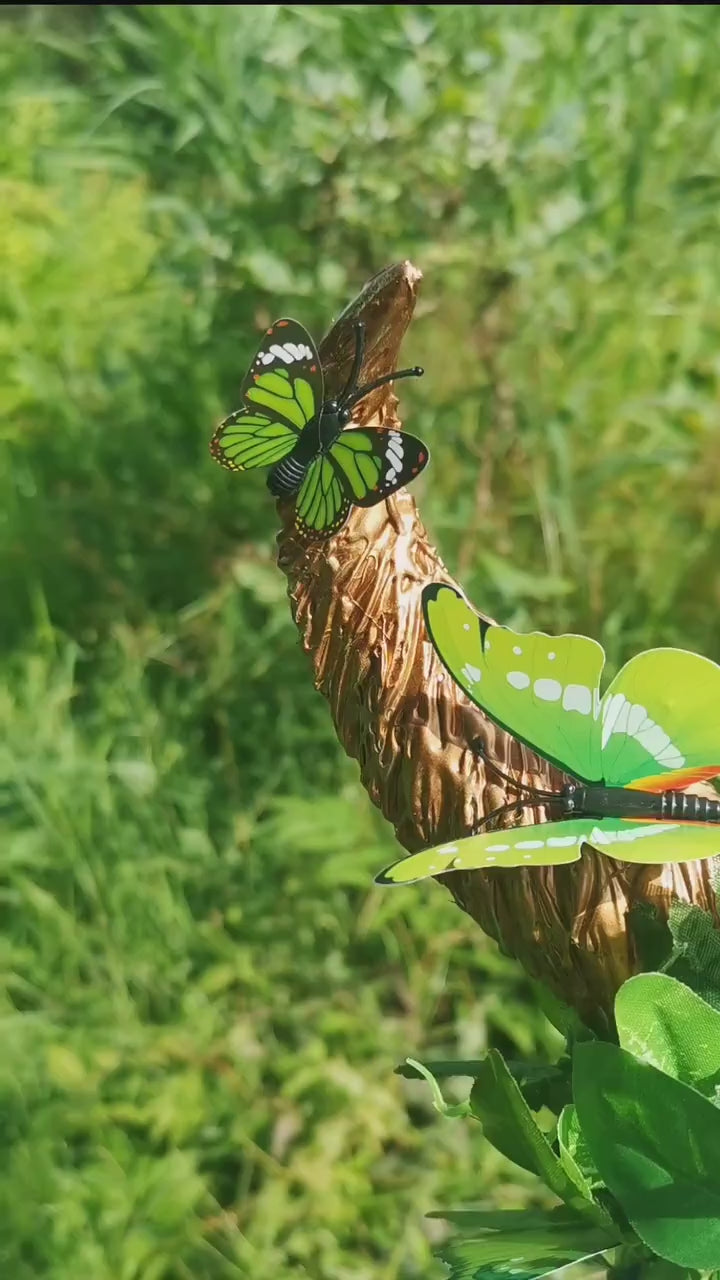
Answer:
275, 260, 719, 1034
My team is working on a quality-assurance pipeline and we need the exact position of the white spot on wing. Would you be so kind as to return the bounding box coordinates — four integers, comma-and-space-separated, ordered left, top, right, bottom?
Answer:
463, 623, 470, 631
507, 670, 530, 690
513, 646, 522, 655
547, 835, 580, 847
485, 843, 510, 852
614, 702, 631, 736
601, 693, 626, 748
437, 844, 458, 854
259, 341, 313, 365
635, 725, 671, 757
515, 840, 544, 850
627, 703, 647, 735
548, 651, 556, 661
534, 678, 562, 702
269, 343, 294, 363
562, 684, 592, 715
462, 663, 482, 685
589, 823, 678, 847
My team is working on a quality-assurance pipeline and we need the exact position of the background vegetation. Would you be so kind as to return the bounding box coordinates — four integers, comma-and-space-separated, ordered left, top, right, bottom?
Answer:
3, 5, 720, 1277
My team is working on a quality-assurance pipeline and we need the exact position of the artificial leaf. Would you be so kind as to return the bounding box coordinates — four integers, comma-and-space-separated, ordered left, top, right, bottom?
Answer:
436, 1208, 614, 1280
557, 1105, 600, 1197
574, 1041, 720, 1269
627, 902, 673, 972
396, 1059, 485, 1080
469, 1051, 612, 1227
667, 901, 720, 1010
615, 972, 720, 1096
397, 1057, 572, 1114
428, 1206, 607, 1234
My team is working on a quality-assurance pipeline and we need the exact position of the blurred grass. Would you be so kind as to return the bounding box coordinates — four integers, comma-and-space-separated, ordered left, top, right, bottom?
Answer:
2, 4, 720, 1277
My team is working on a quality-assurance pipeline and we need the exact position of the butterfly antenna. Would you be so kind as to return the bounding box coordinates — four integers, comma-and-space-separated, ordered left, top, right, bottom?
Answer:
473, 798, 530, 834
471, 738, 559, 802
339, 322, 366, 403
343, 364, 424, 409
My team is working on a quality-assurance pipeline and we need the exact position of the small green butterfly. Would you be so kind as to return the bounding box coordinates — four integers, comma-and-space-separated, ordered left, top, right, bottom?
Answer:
210, 318, 429, 537
376, 584, 720, 883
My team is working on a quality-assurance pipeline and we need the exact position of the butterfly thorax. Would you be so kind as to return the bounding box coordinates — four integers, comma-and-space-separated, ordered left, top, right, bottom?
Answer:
267, 400, 349, 497
560, 783, 720, 823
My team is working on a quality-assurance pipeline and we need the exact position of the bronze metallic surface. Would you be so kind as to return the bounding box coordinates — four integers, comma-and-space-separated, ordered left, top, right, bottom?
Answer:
275, 260, 719, 1035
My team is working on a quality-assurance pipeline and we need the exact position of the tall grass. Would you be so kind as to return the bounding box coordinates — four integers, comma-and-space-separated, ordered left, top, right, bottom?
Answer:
3, 5, 720, 1276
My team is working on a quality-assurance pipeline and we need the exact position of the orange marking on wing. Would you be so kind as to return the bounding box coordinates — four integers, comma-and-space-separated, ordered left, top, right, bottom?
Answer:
625, 764, 720, 793
278, 320, 289, 327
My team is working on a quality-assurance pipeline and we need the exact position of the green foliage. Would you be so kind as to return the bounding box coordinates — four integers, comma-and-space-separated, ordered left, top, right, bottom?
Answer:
412, 972, 720, 1279
574, 1041, 720, 1270
615, 973, 720, 1093
434, 1208, 614, 1280
468, 1052, 612, 1227
4, 4, 720, 1277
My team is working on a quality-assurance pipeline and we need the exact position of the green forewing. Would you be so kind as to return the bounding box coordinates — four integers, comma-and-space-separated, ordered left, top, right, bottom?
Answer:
210, 317, 322, 473
244, 370, 317, 431
375, 819, 720, 884
423, 584, 720, 789
599, 648, 720, 787
423, 585, 605, 782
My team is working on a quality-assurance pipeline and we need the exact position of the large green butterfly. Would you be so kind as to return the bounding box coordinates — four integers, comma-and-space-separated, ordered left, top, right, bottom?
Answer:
376, 584, 720, 883
210, 318, 429, 537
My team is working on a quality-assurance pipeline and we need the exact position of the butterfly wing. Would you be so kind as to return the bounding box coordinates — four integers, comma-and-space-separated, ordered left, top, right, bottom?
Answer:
210, 318, 323, 473
375, 819, 596, 883
376, 816, 720, 885
586, 818, 720, 864
210, 410, 300, 473
242, 317, 323, 414
295, 454, 351, 538
423, 584, 606, 782
328, 428, 429, 507
599, 648, 720, 789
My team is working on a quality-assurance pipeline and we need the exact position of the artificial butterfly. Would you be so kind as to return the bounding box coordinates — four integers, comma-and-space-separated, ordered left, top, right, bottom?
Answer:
210, 318, 429, 537
376, 583, 720, 883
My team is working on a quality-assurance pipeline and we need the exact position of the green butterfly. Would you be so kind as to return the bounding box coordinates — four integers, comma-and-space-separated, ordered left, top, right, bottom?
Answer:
210, 317, 429, 537
376, 584, 720, 883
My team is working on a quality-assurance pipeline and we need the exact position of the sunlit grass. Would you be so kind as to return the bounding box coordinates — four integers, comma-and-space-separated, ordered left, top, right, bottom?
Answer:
3, 4, 720, 1276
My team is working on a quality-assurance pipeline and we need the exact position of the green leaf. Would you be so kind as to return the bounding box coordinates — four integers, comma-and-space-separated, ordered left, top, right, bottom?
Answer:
627, 901, 673, 972
397, 1057, 572, 1114
436, 1208, 613, 1280
469, 1051, 613, 1228
504, 1058, 572, 1114
615, 973, 720, 1096
428, 1207, 608, 1234
557, 1105, 600, 1197
668, 901, 720, 1010
574, 1041, 720, 1269
395, 1059, 486, 1080
404, 1059, 470, 1118
531, 983, 595, 1043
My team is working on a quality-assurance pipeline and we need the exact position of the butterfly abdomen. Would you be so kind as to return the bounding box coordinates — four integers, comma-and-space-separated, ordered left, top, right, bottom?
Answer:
565, 783, 720, 823
267, 452, 308, 497
660, 791, 720, 822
